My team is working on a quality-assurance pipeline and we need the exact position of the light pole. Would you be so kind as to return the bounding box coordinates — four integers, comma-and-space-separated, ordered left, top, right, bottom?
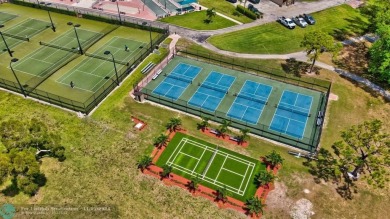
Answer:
0, 25, 12, 57
116, 1, 122, 24
104, 51, 120, 86
67, 22, 83, 55
45, 3, 56, 32
142, 22, 153, 53
10, 58, 26, 97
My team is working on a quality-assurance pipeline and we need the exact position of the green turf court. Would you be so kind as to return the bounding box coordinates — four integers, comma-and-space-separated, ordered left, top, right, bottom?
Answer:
0, 18, 50, 53
56, 36, 146, 92
0, 11, 18, 23
142, 56, 325, 151
156, 133, 265, 201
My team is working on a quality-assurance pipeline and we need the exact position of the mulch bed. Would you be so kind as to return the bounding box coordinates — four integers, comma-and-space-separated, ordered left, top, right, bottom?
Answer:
145, 130, 280, 218
200, 128, 249, 148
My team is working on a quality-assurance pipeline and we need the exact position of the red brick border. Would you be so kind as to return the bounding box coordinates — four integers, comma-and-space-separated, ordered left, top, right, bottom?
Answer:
200, 128, 249, 148
131, 116, 147, 131
144, 130, 280, 218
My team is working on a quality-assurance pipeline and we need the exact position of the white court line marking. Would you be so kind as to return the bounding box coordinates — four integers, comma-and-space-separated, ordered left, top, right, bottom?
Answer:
179, 151, 200, 160
166, 138, 186, 165
239, 164, 250, 191
191, 145, 208, 174
214, 154, 228, 183
221, 167, 245, 177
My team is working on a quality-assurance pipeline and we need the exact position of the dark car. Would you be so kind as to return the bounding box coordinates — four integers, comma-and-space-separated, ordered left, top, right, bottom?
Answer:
248, 0, 260, 3
302, 13, 315, 25
248, 4, 260, 14
226, 0, 237, 3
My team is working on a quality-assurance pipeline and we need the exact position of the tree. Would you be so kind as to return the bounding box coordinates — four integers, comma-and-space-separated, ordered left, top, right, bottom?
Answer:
368, 24, 390, 84
166, 117, 182, 132
301, 31, 342, 73
217, 119, 231, 138
197, 116, 209, 131
245, 196, 266, 216
153, 134, 169, 149
306, 120, 390, 199
264, 150, 284, 168
238, 128, 250, 145
161, 164, 172, 178
137, 155, 152, 172
254, 170, 275, 188
216, 185, 229, 203
0, 119, 65, 196
361, 0, 390, 31
206, 8, 216, 23
188, 175, 201, 192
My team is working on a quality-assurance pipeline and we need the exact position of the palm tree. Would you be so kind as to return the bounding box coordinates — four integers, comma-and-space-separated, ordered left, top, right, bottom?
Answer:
217, 119, 231, 138
245, 196, 266, 217
206, 8, 216, 23
264, 150, 284, 168
238, 128, 250, 145
166, 117, 182, 132
137, 155, 152, 172
254, 170, 275, 188
216, 185, 229, 203
197, 116, 210, 131
153, 134, 169, 148
160, 164, 172, 178
188, 175, 201, 192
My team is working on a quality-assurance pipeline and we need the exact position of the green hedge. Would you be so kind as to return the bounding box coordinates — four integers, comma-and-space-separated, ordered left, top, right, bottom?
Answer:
236, 5, 258, 20
12, 0, 77, 16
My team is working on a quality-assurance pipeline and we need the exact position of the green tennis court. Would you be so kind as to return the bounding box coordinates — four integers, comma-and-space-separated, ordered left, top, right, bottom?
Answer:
0, 18, 50, 53
56, 36, 146, 92
157, 132, 265, 201
0, 12, 18, 23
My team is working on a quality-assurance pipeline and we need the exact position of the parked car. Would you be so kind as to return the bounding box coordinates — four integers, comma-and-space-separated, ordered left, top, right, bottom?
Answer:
293, 16, 308, 28
248, 4, 260, 14
302, 13, 316, 25
278, 16, 296, 29
248, 0, 260, 3
226, 0, 237, 3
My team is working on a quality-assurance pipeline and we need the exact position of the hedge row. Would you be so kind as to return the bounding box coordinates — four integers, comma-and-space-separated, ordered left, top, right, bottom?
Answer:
236, 5, 259, 20
12, 0, 77, 16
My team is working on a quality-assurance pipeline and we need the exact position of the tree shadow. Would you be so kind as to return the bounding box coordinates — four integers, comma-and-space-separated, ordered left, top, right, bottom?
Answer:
1, 178, 20, 197
203, 19, 212, 24
303, 148, 359, 200
281, 58, 321, 76
334, 42, 369, 76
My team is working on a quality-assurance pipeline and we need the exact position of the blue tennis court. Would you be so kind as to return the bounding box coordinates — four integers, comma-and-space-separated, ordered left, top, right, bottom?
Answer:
188, 71, 235, 112
227, 80, 273, 124
153, 63, 202, 100
270, 90, 313, 139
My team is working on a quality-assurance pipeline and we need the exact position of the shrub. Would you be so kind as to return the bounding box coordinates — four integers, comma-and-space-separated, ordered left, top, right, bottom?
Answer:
236, 5, 258, 20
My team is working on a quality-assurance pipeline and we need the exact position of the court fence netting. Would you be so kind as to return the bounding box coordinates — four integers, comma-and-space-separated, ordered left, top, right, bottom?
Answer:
136, 48, 332, 152
0, 5, 169, 114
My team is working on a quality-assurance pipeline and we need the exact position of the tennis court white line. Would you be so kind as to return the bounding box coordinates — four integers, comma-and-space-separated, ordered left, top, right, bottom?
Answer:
56, 80, 94, 93
191, 145, 208, 175
239, 164, 250, 191
169, 138, 188, 165
214, 154, 229, 183
242, 161, 255, 196
29, 57, 54, 65
300, 93, 313, 140
201, 145, 218, 179
185, 139, 255, 166
222, 167, 245, 177
179, 151, 200, 160
166, 138, 186, 165
169, 163, 244, 195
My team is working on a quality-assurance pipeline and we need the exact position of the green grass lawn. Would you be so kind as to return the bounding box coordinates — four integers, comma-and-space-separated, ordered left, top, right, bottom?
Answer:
160, 11, 236, 30
156, 132, 265, 202
199, 0, 254, 24
208, 4, 369, 54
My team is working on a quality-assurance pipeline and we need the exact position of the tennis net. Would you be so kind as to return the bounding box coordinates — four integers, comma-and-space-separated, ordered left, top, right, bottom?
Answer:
2, 32, 29, 42
166, 73, 192, 83
39, 41, 80, 54
277, 104, 310, 117
85, 52, 129, 66
237, 93, 267, 105
200, 83, 227, 93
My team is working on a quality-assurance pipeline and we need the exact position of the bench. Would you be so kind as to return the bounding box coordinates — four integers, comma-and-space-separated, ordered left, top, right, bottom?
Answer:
210, 129, 219, 135
152, 69, 163, 80
316, 117, 323, 126
229, 136, 240, 142
141, 62, 155, 74
317, 111, 324, 118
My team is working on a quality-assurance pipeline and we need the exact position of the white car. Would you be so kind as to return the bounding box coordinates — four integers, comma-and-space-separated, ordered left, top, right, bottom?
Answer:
278, 17, 296, 29
293, 17, 308, 28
